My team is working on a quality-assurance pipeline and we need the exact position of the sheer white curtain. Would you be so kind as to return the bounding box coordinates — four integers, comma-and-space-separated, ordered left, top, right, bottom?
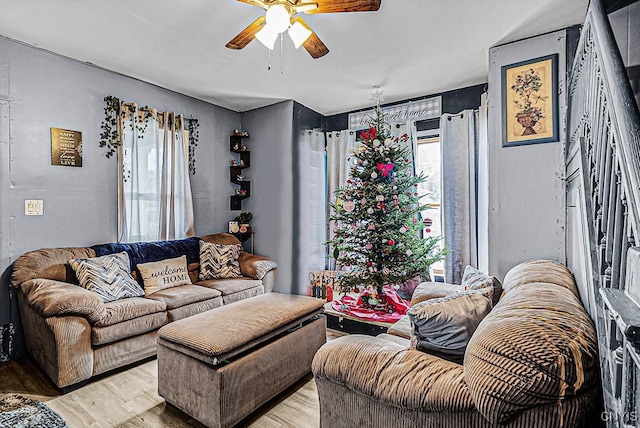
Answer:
326, 130, 357, 203
118, 105, 195, 242
440, 110, 478, 284
297, 130, 326, 290
393, 120, 418, 176
326, 130, 357, 268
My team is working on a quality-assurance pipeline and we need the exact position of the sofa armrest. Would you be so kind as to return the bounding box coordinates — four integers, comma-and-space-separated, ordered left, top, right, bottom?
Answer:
19, 278, 107, 323
239, 252, 278, 280
311, 335, 474, 412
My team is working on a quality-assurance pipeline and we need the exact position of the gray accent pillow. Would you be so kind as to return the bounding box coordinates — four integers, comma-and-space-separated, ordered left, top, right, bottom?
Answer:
199, 241, 242, 280
408, 287, 493, 363
68, 251, 144, 303
461, 265, 503, 307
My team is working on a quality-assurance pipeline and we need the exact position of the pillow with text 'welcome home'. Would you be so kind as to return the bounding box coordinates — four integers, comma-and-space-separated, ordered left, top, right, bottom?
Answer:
137, 255, 192, 296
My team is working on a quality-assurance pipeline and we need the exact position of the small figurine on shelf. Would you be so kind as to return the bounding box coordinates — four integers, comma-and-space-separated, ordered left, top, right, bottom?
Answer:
233, 143, 240, 151
231, 159, 238, 166
236, 174, 245, 181
233, 130, 250, 137
235, 189, 248, 196
240, 145, 248, 151
239, 160, 245, 167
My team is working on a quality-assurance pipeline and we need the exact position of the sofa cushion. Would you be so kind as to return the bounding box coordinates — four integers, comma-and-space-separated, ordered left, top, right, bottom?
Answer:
410, 281, 464, 306
199, 241, 242, 280
137, 255, 192, 296
464, 282, 599, 424
146, 284, 221, 310
92, 237, 201, 277
68, 252, 144, 303
196, 277, 263, 296
408, 288, 493, 363
502, 259, 578, 297
92, 312, 168, 346
461, 265, 502, 306
387, 314, 412, 339
94, 297, 167, 327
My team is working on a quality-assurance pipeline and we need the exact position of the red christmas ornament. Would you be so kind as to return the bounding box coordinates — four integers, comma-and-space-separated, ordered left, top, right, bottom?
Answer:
366, 261, 373, 267
354, 287, 360, 293
388, 239, 395, 246
347, 179, 352, 184
426, 228, 432, 233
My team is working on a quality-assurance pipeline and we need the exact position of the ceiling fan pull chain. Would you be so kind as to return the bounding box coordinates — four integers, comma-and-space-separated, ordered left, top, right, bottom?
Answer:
268, 48, 272, 71
280, 33, 284, 75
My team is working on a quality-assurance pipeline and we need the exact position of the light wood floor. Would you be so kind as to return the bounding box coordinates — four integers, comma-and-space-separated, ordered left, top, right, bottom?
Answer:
0, 329, 347, 428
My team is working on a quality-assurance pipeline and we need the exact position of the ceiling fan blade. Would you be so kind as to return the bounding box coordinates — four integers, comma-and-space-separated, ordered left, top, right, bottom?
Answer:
226, 16, 266, 50
236, 0, 268, 9
303, 0, 381, 14
293, 17, 329, 59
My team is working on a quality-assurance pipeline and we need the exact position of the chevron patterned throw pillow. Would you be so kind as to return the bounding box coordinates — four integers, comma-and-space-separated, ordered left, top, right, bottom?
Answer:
69, 251, 145, 302
199, 240, 242, 280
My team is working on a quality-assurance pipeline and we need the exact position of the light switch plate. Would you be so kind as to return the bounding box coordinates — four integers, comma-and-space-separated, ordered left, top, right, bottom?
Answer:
25, 200, 44, 216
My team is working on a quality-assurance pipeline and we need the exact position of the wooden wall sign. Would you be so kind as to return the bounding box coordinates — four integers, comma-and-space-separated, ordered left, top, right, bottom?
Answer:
51, 127, 82, 167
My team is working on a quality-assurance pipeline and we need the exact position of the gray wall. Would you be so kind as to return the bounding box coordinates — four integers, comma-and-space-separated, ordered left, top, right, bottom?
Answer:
0, 36, 240, 359
609, 1, 640, 110
486, 30, 568, 279
241, 101, 295, 293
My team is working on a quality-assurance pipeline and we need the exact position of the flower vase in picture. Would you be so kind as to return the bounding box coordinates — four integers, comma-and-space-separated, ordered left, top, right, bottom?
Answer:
516, 112, 537, 135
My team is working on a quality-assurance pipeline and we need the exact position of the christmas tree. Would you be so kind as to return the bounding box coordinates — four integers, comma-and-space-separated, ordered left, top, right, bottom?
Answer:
328, 106, 446, 297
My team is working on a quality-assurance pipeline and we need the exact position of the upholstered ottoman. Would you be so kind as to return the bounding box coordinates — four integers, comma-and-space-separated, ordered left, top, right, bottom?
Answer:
157, 293, 326, 428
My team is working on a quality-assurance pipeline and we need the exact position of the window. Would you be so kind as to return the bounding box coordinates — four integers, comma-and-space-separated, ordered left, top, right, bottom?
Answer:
118, 107, 194, 243
416, 131, 444, 279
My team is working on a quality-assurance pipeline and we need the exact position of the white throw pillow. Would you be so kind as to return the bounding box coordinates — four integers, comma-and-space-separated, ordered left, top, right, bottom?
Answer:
137, 255, 192, 296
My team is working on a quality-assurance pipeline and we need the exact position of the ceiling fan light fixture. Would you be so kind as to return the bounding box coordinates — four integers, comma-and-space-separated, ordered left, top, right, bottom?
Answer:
288, 21, 312, 49
255, 25, 279, 50
265, 4, 291, 33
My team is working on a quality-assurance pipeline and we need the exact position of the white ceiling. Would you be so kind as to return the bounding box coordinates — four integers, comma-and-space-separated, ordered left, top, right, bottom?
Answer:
0, 0, 588, 115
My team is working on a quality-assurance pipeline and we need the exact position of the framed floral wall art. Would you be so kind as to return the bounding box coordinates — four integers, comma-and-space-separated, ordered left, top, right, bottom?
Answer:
502, 54, 559, 147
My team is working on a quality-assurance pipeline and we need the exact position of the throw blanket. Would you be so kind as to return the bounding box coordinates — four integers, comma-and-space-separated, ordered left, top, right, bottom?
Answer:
92, 237, 200, 272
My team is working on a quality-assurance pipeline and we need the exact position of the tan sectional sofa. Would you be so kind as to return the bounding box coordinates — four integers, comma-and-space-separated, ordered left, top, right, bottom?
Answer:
10, 233, 277, 390
312, 260, 601, 427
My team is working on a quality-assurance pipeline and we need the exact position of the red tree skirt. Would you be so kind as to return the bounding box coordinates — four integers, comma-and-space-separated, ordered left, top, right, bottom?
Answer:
331, 285, 410, 323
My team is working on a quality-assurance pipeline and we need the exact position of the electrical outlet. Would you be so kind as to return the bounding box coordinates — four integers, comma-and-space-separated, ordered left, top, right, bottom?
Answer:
25, 200, 44, 216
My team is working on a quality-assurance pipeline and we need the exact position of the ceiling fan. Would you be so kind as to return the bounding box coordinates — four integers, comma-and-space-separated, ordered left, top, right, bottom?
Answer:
226, 0, 381, 59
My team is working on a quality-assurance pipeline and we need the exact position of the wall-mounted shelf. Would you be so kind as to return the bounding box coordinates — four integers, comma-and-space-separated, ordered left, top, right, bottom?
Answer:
230, 134, 250, 211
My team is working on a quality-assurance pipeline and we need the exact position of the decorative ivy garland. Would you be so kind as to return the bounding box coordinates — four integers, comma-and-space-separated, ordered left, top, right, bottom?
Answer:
186, 117, 199, 175
99, 96, 121, 158
99, 95, 199, 174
